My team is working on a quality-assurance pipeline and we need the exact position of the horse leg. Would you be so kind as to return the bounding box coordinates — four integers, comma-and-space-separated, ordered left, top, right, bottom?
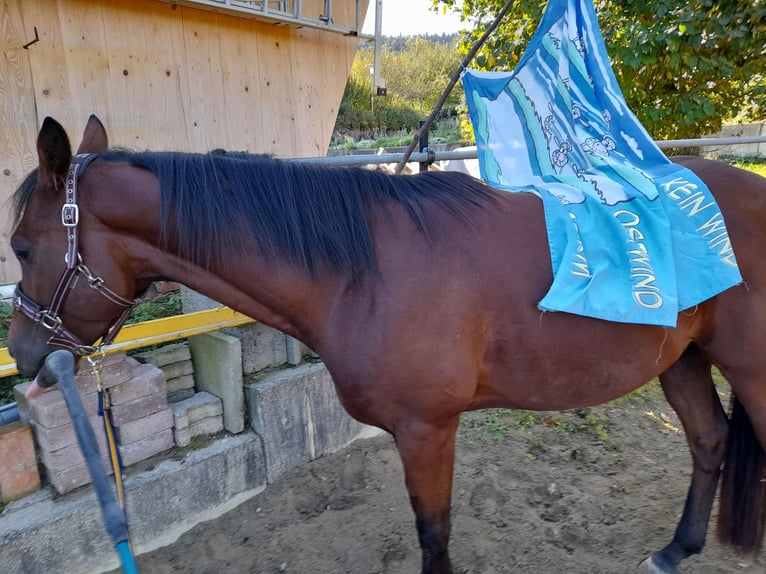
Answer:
394, 416, 460, 574
639, 344, 729, 574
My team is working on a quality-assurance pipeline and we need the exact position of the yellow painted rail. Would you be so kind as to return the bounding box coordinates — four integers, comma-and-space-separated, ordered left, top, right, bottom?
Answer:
0, 307, 255, 378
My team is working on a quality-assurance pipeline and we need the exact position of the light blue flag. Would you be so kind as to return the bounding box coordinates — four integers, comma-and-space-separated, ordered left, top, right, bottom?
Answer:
462, 0, 741, 326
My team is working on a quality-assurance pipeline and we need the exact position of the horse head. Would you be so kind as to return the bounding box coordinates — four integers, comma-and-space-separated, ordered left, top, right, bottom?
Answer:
8, 116, 142, 379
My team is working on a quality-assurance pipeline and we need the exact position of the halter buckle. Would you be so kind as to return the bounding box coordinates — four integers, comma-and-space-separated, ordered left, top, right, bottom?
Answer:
76, 344, 101, 357
77, 263, 103, 287
61, 203, 79, 227
39, 311, 63, 331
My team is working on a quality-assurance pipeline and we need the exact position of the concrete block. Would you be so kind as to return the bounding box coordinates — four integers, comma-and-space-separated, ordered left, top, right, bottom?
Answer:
245, 368, 310, 482
245, 363, 369, 483
23, 384, 103, 431
728, 123, 760, 156
77, 392, 102, 418
306, 370, 367, 458
46, 455, 113, 494
109, 392, 168, 427
0, 432, 265, 574
0, 423, 40, 503
109, 363, 165, 405
173, 392, 223, 430
42, 450, 114, 494
160, 360, 194, 381
758, 122, 766, 159
116, 408, 174, 444
13, 381, 37, 423
286, 335, 303, 365
189, 331, 244, 434
167, 388, 196, 404
30, 415, 103, 453
180, 288, 221, 313
227, 323, 287, 374
166, 374, 195, 394
709, 122, 766, 159
174, 416, 224, 447
40, 441, 87, 472
118, 428, 174, 467
133, 342, 191, 368
74, 355, 133, 393
39, 430, 108, 472
26, 388, 70, 428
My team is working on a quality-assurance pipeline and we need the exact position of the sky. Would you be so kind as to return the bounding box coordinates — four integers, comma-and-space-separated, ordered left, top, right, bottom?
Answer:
361, 0, 468, 37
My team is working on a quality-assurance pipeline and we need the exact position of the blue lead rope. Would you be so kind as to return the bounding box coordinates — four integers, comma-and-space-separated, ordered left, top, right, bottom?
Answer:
43, 350, 139, 573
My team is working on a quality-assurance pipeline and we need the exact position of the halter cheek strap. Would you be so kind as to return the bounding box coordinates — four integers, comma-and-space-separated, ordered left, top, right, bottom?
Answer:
13, 153, 141, 357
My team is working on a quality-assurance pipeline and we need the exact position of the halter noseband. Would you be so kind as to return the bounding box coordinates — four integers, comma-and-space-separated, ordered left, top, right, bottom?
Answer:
12, 153, 140, 357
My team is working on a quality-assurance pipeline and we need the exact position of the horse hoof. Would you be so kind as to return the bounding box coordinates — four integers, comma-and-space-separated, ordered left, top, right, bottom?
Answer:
637, 556, 678, 574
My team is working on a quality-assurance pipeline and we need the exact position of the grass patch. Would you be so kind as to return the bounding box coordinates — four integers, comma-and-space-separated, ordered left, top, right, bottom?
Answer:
459, 380, 674, 448
461, 406, 610, 444
728, 157, 766, 178
461, 409, 512, 443
0, 303, 22, 405
330, 119, 468, 151
125, 291, 182, 324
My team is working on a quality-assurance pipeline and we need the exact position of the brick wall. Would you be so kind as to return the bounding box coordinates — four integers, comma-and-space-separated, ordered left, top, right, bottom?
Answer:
11, 344, 224, 495
0, 422, 40, 502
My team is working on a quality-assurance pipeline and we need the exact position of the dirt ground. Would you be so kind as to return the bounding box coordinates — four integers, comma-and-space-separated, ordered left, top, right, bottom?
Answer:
120, 384, 765, 574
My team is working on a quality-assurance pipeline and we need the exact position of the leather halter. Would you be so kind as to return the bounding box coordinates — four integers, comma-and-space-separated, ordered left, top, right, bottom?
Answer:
12, 153, 140, 357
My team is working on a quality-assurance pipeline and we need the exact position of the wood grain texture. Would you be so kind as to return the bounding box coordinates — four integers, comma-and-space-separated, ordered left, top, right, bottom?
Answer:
0, 0, 36, 283
0, 0, 367, 282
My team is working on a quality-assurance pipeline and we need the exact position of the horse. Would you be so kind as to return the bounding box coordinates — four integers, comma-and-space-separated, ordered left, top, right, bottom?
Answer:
7, 115, 766, 574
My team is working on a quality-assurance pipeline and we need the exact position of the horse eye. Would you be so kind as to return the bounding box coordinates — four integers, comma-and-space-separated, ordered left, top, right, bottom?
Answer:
12, 247, 29, 261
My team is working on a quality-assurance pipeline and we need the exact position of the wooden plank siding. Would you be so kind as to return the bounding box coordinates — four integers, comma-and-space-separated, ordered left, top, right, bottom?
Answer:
0, 0, 36, 284
0, 0, 367, 283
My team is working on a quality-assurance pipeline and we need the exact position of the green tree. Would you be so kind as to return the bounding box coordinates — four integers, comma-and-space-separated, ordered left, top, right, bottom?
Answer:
335, 35, 465, 135
379, 37, 464, 114
437, 0, 766, 139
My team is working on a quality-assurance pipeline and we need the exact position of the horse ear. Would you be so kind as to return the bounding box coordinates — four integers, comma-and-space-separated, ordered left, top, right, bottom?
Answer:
37, 117, 72, 187
77, 114, 108, 154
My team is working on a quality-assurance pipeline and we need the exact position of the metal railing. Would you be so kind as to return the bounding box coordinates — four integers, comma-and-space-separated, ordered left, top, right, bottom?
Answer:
294, 135, 766, 166
154, 0, 373, 38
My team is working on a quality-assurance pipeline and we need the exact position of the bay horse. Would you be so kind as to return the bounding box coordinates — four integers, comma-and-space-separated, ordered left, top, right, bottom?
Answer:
8, 115, 766, 574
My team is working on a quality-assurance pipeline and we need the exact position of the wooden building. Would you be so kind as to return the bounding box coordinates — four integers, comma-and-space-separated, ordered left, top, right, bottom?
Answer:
0, 0, 370, 283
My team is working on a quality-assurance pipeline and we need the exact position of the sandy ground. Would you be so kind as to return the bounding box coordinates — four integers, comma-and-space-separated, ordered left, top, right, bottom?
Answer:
113, 385, 765, 574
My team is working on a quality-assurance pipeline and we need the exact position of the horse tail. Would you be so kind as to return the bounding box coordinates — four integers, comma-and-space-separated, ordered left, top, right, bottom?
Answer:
717, 394, 766, 553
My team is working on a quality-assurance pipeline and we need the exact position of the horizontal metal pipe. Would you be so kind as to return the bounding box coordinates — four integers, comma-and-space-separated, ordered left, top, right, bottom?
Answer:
0, 402, 20, 425
294, 136, 766, 167
656, 136, 766, 149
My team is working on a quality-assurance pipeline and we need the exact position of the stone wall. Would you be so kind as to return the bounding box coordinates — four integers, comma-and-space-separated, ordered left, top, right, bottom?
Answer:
13, 353, 176, 494
0, 321, 377, 573
9, 345, 229, 494
705, 122, 766, 158
6, 319, 371, 498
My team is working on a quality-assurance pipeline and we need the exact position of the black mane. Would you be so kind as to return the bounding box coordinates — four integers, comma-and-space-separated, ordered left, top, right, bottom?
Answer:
56, 150, 498, 277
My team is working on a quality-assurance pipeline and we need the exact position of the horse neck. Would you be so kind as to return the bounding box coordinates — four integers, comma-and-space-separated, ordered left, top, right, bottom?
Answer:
172, 255, 345, 346
87, 162, 344, 349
